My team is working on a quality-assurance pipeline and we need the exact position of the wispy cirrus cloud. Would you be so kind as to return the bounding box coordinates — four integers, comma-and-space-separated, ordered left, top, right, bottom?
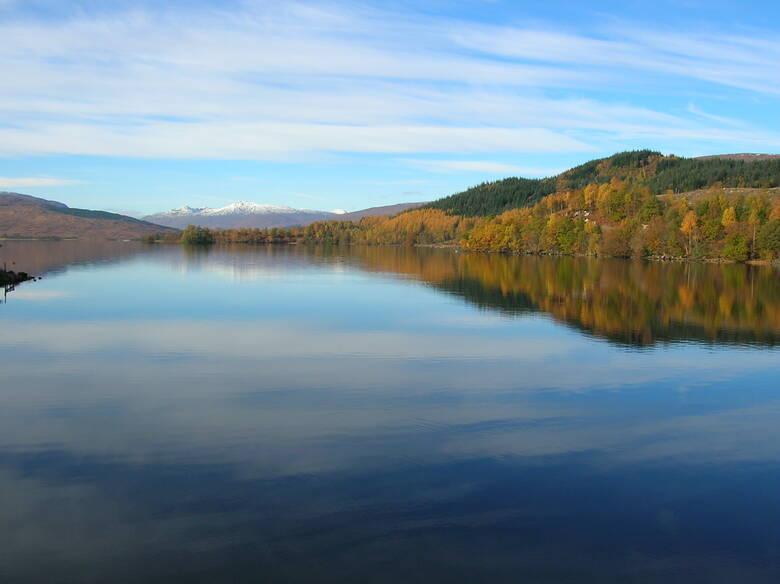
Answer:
0, 123, 592, 159
0, 1, 777, 164
451, 24, 780, 97
0, 177, 82, 187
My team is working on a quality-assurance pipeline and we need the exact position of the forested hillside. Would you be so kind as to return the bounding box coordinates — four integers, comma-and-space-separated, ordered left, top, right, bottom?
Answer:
425, 177, 557, 217
424, 151, 780, 217
462, 183, 780, 260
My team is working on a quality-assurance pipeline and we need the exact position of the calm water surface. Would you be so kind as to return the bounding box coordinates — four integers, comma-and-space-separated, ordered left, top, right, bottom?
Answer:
2, 241, 780, 583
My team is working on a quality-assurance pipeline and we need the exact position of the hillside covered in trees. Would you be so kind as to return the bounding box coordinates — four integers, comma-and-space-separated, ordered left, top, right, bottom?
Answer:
425, 150, 780, 217
462, 183, 780, 260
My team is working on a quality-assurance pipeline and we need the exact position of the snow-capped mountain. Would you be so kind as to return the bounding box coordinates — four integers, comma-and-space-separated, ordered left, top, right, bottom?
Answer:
143, 201, 342, 229
196, 201, 331, 217
158, 205, 204, 216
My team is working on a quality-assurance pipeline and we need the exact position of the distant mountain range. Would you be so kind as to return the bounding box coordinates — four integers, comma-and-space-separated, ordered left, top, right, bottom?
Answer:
0, 192, 426, 239
143, 201, 425, 229
0, 192, 178, 240
143, 202, 337, 230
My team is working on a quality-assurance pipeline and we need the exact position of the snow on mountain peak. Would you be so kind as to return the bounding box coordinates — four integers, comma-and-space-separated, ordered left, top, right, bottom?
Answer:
146, 202, 342, 228
155, 201, 310, 217
201, 201, 297, 216
166, 205, 205, 216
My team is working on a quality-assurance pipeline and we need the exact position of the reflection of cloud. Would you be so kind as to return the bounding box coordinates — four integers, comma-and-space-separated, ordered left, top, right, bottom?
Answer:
0, 319, 573, 360
1, 316, 779, 480
611, 401, 780, 464
3, 247, 780, 580
2, 290, 780, 580
168, 256, 324, 282
0, 448, 774, 582
7, 289, 74, 301
173, 262, 291, 282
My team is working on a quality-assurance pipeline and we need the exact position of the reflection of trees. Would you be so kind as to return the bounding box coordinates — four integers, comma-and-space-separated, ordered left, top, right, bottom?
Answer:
341, 247, 780, 347
5, 240, 779, 347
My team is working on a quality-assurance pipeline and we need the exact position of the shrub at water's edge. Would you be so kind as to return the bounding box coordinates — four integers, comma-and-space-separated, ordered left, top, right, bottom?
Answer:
0, 268, 33, 286
179, 225, 215, 245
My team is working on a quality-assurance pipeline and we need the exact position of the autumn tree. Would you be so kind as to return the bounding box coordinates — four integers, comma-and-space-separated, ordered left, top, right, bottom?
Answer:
680, 210, 699, 257
721, 207, 737, 230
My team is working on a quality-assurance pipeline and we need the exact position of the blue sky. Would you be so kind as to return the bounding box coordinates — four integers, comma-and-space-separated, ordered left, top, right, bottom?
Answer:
0, 0, 779, 215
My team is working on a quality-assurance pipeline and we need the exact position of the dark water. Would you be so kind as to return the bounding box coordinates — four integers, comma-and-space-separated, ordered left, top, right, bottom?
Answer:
2, 241, 780, 583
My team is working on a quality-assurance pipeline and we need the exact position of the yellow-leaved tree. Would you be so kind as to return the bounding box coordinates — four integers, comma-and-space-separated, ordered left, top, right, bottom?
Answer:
721, 207, 737, 230
680, 210, 699, 257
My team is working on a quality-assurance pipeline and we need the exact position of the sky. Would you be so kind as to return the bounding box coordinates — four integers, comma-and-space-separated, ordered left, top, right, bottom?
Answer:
0, 0, 779, 216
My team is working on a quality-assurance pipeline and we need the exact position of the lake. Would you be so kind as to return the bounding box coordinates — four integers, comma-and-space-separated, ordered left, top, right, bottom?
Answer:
2, 240, 780, 583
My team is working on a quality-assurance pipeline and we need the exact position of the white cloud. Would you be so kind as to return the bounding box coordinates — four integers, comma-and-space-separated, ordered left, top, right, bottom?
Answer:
0, 177, 82, 187
0, 2, 776, 161
451, 24, 780, 97
0, 122, 593, 159
686, 103, 745, 127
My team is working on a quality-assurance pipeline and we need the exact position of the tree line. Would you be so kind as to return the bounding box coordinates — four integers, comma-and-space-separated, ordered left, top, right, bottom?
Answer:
156, 210, 476, 248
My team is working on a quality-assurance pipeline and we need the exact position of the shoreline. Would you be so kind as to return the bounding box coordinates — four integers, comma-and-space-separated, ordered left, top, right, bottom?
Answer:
187, 239, 780, 266
455, 247, 780, 266
5, 237, 780, 268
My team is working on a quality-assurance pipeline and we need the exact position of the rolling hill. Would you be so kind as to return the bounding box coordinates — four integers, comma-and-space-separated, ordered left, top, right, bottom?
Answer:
0, 192, 177, 240
336, 202, 426, 222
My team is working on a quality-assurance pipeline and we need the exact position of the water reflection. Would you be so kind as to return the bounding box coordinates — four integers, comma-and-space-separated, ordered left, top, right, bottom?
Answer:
1, 242, 780, 582
0, 239, 150, 275
333, 247, 780, 347
5, 241, 778, 347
